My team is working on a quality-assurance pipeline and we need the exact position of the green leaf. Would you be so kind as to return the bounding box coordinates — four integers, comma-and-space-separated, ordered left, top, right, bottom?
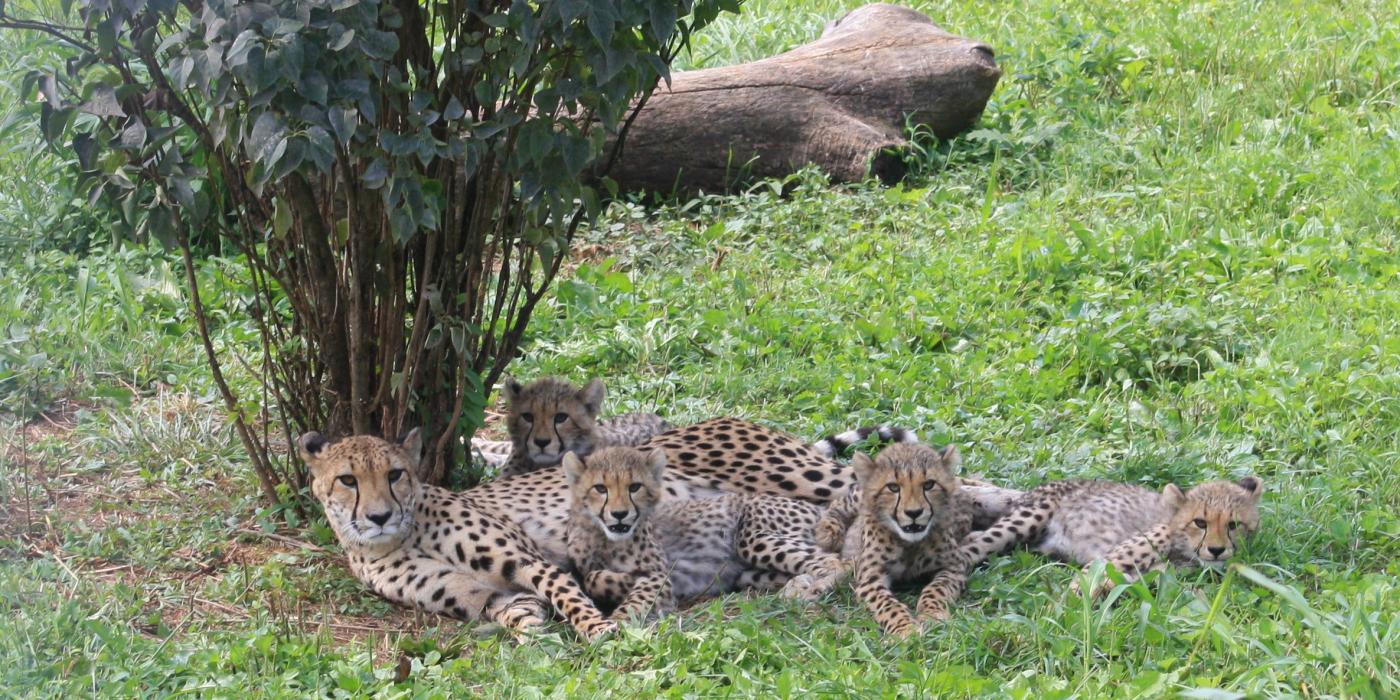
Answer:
361, 158, 388, 188
328, 106, 356, 146
226, 29, 259, 68
249, 111, 287, 162
120, 119, 146, 149
79, 85, 126, 118
273, 197, 293, 237
329, 26, 355, 51
443, 96, 465, 121
587, 4, 615, 46
649, 3, 678, 44
40, 74, 59, 108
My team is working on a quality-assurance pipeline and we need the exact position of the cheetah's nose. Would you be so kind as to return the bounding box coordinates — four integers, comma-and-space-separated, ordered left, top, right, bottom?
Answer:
534, 438, 551, 449
366, 511, 392, 526
610, 510, 631, 521
1207, 545, 1226, 558
904, 508, 924, 520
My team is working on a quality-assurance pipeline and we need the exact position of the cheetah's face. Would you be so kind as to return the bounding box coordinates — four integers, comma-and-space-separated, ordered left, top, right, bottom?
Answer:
854, 443, 961, 543
1164, 476, 1263, 565
562, 447, 666, 542
503, 376, 605, 467
298, 430, 421, 549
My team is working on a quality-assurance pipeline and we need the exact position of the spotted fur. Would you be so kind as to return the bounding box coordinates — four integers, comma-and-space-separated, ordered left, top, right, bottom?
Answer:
960, 477, 1264, 596
815, 474, 1023, 553
844, 444, 975, 637
563, 447, 674, 620
564, 446, 847, 617
298, 430, 616, 641
496, 377, 672, 477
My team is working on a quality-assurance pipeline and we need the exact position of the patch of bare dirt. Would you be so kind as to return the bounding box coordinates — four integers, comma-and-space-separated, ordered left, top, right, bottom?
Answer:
1, 394, 516, 661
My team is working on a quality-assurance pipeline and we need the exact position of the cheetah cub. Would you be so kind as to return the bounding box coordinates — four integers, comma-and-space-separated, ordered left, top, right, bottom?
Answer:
840, 443, 976, 638
486, 376, 672, 477
563, 447, 848, 620
960, 476, 1264, 596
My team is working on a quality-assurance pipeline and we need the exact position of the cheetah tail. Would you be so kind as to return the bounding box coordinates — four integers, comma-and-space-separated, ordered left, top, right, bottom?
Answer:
811, 425, 918, 458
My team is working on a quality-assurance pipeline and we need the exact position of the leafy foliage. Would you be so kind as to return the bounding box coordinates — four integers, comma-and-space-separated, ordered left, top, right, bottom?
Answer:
0, 0, 737, 492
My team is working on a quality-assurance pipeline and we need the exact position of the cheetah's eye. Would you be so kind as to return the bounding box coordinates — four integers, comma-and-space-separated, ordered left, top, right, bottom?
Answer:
923, 480, 938, 491
1227, 520, 1238, 530
554, 414, 568, 425
338, 475, 357, 488
520, 412, 534, 423
593, 484, 608, 494
628, 483, 642, 493
387, 469, 405, 483
886, 483, 900, 493
1192, 518, 1208, 529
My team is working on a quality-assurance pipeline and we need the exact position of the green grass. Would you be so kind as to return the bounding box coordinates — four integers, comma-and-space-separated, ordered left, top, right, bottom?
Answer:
3, 0, 1400, 696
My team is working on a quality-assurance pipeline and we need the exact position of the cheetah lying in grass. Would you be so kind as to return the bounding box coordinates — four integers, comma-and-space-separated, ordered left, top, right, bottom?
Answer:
818, 443, 977, 637
302, 376, 1018, 634
298, 430, 617, 641
475, 377, 673, 477
563, 446, 847, 620
470, 376, 920, 476
960, 476, 1264, 596
300, 399, 893, 634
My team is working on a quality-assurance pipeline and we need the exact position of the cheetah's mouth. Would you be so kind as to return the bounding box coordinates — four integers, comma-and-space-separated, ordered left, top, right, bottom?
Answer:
606, 523, 633, 535
901, 523, 928, 535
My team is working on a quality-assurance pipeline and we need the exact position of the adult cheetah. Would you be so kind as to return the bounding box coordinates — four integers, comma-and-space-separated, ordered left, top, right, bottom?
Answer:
297, 430, 616, 641
473, 376, 918, 477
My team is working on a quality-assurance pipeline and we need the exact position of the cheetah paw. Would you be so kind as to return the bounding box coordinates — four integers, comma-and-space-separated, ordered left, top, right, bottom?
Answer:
887, 622, 919, 640
916, 605, 951, 624
813, 522, 844, 553
779, 574, 823, 601
1070, 570, 1120, 599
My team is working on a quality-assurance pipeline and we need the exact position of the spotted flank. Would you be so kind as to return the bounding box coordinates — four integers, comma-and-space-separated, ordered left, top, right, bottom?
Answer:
470, 437, 513, 469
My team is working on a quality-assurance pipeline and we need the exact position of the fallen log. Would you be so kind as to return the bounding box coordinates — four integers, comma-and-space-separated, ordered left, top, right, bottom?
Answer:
602, 4, 1002, 193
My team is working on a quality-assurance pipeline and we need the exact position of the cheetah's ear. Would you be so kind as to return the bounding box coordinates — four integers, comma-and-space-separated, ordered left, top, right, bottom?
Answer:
938, 444, 962, 474
1237, 476, 1264, 501
561, 452, 585, 486
398, 428, 423, 468
501, 376, 524, 406
297, 431, 330, 472
1160, 483, 1186, 510
579, 378, 605, 417
851, 452, 877, 484
646, 449, 668, 480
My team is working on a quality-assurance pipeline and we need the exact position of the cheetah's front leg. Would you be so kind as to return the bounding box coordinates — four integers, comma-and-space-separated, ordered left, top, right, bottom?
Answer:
813, 491, 859, 553
582, 569, 635, 608
1071, 524, 1174, 597
737, 530, 847, 601
733, 569, 792, 592
914, 568, 966, 623
610, 573, 673, 622
854, 563, 917, 638
483, 591, 551, 632
508, 558, 618, 641
368, 557, 549, 634
959, 498, 1057, 569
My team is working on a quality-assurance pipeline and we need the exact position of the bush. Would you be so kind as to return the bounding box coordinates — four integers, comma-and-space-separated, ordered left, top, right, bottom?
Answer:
0, 0, 736, 498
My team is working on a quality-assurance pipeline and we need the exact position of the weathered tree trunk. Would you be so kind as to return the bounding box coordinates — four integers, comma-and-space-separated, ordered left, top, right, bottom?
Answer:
603, 4, 1001, 193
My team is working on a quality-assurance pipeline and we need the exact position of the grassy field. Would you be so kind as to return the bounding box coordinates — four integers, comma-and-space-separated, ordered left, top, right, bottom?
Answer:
3, 0, 1399, 696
